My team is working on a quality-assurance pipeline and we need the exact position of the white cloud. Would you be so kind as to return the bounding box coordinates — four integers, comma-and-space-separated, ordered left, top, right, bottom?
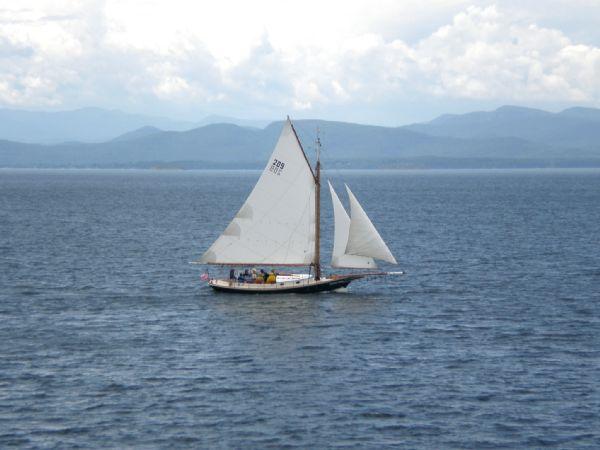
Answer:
0, 1, 598, 121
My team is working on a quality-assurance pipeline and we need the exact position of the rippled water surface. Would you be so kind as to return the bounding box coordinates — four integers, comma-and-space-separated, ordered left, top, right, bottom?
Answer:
1, 169, 599, 448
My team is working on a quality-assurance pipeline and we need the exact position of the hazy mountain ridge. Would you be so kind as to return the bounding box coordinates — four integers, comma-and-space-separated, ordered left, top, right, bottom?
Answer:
110, 126, 163, 142
0, 107, 199, 144
0, 107, 273, 144
1, 106, 599, 168
195, 115, 272, 129
405, 105, 600, 150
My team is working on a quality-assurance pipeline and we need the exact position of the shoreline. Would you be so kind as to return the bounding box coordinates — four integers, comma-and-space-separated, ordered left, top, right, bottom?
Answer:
2, 167, 600, 174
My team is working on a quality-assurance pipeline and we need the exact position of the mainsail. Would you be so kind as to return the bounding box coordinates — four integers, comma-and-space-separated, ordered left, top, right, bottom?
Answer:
200, 119, 316, 265
344, 185, 397, 264
328, 181, 377, 269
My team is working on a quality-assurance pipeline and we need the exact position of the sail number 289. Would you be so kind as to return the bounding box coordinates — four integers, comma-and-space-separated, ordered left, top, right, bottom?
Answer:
269, 159, 285, 176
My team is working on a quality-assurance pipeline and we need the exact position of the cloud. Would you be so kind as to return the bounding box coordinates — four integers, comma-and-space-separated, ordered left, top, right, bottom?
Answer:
412, 5, 600, 102
268, 5, 600, 109
0, 1, 598, 120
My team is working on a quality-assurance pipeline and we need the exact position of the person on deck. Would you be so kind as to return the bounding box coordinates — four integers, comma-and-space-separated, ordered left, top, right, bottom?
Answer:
229, 269, 236, 280
266, 270, 276, 284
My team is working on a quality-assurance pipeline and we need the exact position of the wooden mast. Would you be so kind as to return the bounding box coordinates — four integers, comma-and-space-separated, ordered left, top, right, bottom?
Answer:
314, 130, 322, 280
288, 116, 321, 280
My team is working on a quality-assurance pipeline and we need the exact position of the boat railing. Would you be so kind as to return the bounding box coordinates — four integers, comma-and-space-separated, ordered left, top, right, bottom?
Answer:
220, 276, 315, 289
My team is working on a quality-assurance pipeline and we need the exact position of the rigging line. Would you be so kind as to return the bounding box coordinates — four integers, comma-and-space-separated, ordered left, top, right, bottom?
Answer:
293, 119, 335, 173
290, 121, 345, 256
289, 118, 316, 180
291, 120, 318, 162
319, 131, 353, 210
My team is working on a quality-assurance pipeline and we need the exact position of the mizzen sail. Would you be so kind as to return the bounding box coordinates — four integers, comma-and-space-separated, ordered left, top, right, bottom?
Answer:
199, 119, 316, 265
345, 184, 397, 264
328, 181, 376, 269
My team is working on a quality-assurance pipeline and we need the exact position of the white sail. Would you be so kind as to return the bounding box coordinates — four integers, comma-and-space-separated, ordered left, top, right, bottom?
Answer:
200, 119, 316, 265
328, 181, 377, 269
345, 184, 397, 264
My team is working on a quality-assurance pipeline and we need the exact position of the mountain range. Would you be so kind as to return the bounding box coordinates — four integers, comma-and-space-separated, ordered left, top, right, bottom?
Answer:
0, 105, 599, 169
405, 105, 600, 150
0, 107, 272, 144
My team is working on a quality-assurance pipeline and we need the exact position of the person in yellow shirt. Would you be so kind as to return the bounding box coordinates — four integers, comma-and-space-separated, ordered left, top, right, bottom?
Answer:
266, 270, 277, 284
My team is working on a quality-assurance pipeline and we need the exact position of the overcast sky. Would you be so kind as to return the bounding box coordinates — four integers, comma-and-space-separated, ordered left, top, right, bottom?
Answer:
1, 0, 599, 125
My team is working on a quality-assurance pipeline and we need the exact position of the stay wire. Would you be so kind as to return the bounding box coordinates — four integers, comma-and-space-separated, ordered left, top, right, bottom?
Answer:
292, 120, 350, 202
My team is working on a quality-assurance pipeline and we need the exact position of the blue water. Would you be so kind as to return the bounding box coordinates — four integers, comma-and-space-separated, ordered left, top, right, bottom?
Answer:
1, 168, 599, 448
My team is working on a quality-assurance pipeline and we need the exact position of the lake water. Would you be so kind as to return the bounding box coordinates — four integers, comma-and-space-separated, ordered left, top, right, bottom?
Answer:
1, 168, 599, 448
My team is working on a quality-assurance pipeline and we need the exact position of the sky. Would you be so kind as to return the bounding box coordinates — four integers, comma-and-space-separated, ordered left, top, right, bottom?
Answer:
1, 0, 599, 125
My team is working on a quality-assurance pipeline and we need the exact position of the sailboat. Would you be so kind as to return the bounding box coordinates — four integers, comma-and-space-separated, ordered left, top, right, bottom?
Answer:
197, 118, 401, 293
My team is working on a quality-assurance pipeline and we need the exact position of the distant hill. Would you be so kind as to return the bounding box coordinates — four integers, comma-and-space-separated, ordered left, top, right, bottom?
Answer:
0, 107, 273, 144
558, 107, 600, 122
0, 107, 198, 144
1, 114, 599, 169
404, 105, 600, 150
195, 115, 272, 129
110, 126, 163, 142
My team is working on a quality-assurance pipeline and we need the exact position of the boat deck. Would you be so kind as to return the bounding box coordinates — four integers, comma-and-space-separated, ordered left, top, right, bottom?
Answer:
208, 274, 365, 294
